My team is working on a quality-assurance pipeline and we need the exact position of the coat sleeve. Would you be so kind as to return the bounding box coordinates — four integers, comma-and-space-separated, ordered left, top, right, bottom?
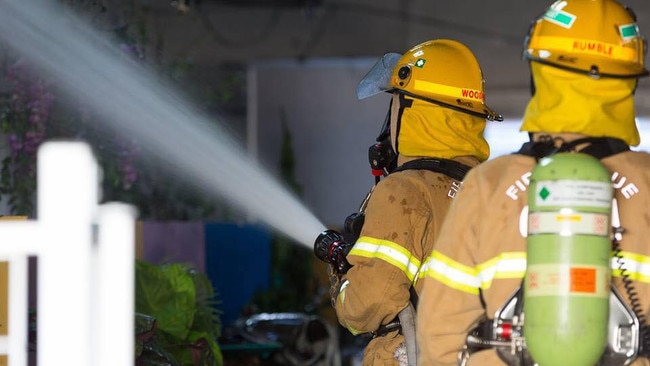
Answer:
416, 169, 488, 365
632, 358, 650, 366
334, 175, 432, 334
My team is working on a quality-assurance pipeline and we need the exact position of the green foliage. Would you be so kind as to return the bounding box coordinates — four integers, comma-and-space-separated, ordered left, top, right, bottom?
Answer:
135, 260, 223, 366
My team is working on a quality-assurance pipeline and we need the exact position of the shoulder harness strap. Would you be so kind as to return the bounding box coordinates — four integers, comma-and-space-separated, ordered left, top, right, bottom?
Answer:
391, 158, 471, 181
377, 157, 471, 314
516, 137, 630, 160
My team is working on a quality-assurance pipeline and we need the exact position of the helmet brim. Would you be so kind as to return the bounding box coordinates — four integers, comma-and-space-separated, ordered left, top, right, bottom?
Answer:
356, 52, 402, 100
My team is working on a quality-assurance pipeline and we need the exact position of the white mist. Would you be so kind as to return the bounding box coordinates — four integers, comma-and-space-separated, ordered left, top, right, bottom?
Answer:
0, 1, 326, 248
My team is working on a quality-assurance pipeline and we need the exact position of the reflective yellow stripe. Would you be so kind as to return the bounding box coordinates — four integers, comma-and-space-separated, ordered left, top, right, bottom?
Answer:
423, 249, 650, 293
349, 236, 421, 281
340, 315, 362, 335
413, 80, 484, 102
529, 36, 638, 62
611, 251, 650, 283
474, 251, 650, 286
476, 252, 527, 289
339, 238, 420, 335
421, 251, 480, 295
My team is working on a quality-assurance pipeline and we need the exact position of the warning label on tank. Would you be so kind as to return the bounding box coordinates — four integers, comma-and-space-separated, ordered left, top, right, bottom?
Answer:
534, 180, 611, 208
525, 264, 609, 298
528, 212, 609, 236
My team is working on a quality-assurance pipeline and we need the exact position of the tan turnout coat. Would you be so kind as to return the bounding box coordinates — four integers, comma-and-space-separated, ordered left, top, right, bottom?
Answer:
334, 155, 479, 365
417, 145, 650, 366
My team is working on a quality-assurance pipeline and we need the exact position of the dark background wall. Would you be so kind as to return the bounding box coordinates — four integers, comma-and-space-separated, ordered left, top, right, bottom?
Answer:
83, 0, 650, 227
125, 0, 650, 117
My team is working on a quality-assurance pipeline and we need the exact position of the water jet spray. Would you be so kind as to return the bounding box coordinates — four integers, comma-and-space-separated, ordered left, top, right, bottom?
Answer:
0, 0, 326, 248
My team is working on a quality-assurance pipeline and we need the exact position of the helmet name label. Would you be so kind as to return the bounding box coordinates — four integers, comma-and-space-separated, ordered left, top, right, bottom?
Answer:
529, 36, 639, 62
460, 88, 484, 102
413, 80, 485, 102
572, 40, 612, 56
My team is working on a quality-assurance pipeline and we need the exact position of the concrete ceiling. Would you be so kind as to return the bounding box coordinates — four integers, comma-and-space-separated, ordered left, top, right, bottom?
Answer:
99, 0, 650, 117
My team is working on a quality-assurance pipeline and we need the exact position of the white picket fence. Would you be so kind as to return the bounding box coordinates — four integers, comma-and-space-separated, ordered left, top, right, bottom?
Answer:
0, 141, 136, 366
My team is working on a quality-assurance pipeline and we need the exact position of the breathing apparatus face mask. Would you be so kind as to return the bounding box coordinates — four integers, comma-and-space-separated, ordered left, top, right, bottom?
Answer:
341, 102, 397, 244
368, 103, 397, 176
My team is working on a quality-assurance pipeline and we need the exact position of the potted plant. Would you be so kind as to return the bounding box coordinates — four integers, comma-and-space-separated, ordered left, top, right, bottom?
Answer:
135, 260, 223, 366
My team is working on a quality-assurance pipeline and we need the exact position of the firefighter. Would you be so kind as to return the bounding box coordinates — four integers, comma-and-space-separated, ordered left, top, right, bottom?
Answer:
327, 39, 502, 365
416, 0, 650, 365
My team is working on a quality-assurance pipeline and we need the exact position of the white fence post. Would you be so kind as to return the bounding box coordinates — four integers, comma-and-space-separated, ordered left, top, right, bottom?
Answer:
0, 141, 136, 366
93, 202, 137, 366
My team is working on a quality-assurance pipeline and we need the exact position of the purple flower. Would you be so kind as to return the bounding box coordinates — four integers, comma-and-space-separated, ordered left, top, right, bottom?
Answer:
8, 134, 22, 157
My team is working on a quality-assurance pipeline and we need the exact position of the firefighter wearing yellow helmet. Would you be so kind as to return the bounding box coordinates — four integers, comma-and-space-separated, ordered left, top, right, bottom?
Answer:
326, 39, 501, 365
417, 0, 650, 365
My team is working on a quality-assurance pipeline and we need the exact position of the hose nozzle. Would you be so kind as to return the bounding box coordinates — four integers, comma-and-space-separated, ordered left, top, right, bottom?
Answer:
313, 229, 353, 274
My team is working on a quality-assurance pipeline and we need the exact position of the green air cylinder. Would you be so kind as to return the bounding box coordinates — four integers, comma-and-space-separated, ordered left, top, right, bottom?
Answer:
524, 152, 612, 366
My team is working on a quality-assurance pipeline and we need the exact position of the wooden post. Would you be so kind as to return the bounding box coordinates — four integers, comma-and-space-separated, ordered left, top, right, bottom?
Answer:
0, 216, 28, 366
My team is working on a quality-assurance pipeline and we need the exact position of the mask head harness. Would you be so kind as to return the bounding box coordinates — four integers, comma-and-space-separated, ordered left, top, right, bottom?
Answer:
368, 103, 397, 182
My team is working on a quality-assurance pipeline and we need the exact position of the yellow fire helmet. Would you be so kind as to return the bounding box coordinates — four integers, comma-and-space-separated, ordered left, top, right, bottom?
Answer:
524, 0, 649, 78
356, 39, 503, 121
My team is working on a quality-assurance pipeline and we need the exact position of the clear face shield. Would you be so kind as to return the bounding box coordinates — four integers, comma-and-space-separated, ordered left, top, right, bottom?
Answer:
356, 53, 400, 175
356, 52, 401, 100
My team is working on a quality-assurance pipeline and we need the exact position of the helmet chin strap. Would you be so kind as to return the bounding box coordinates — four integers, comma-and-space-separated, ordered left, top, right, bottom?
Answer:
529, 63, 536, 97
394, 89, 500, 121
527, 58, 647, 80
527, 60, 643, 105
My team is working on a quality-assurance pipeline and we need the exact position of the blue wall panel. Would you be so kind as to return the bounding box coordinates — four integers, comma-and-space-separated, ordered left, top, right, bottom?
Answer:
204, 223, 272, 327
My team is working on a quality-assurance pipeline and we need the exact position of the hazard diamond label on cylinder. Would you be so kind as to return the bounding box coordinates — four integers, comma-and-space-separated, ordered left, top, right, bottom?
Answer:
535, 180, 611, 208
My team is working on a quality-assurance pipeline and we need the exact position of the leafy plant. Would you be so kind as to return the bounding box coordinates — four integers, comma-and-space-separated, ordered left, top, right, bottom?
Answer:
135, 260, 223, 366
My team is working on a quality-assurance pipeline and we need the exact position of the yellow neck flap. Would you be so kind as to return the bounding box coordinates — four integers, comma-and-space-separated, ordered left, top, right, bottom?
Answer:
521, 62, 639, 146
391, 94, 489, 162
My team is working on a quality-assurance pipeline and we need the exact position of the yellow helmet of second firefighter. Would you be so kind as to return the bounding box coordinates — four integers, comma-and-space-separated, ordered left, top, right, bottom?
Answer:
524, 0, 648, 78
357, 39, 502, 121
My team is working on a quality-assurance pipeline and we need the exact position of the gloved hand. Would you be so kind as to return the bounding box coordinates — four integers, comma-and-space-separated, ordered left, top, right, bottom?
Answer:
327, 264, 343, 307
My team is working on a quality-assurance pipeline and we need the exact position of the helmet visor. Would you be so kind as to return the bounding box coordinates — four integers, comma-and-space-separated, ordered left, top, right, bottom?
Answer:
356, 52, 401, 100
